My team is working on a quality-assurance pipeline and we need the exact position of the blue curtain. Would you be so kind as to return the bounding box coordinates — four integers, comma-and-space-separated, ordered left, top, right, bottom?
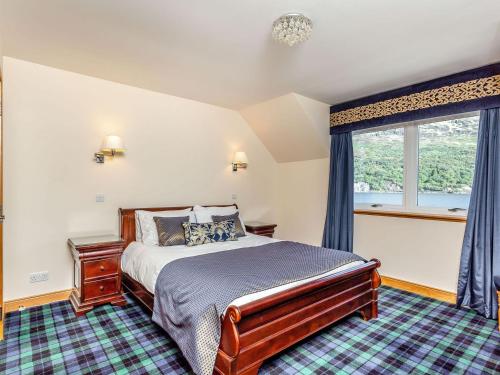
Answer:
322, 132, 354, 252
456, 108, 500, 319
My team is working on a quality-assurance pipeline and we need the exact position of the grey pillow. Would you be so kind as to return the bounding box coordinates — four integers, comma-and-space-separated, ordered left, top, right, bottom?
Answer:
212, 212, 245, 237
153, 216, 190, 246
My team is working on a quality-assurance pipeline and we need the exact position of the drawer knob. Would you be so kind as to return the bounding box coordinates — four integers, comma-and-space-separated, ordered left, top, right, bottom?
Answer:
99, 285, 104, 291
100, 265, 105, 271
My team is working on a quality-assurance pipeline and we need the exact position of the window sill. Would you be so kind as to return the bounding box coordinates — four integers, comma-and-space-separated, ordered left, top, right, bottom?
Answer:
354, 209, 467, 223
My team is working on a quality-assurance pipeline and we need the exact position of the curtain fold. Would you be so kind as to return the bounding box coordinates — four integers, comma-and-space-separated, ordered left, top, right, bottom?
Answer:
322, 132, 354, 252
456, 108, 500, 319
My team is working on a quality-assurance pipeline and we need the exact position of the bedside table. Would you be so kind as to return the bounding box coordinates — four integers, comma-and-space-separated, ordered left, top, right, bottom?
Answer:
245, 221, 277, 238
68, 235, 127, 316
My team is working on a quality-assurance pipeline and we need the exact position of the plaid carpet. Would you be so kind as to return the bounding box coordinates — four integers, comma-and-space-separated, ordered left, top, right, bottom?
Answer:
0, 286, 498, 374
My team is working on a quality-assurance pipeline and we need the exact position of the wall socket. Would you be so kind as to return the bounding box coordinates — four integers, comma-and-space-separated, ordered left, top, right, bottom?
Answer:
29, 271, 49, 283
96, 194, 105, 203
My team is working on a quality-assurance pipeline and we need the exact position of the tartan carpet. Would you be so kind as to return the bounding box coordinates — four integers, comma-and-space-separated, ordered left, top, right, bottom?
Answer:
0, 286, 498, 374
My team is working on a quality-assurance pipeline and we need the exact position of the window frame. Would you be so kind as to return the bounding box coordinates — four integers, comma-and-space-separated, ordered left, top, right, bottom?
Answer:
353, 111, 479, 218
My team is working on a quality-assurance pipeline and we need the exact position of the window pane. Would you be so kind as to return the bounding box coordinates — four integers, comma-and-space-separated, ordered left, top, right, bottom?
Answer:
353, 127, 404, 206
418, 115, 479, 209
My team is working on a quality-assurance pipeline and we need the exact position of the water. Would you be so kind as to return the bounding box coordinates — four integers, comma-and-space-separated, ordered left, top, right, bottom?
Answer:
355, 192, 471, 209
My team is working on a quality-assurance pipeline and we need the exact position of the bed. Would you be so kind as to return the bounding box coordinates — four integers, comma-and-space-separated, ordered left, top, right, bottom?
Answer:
119, 205, 381, 375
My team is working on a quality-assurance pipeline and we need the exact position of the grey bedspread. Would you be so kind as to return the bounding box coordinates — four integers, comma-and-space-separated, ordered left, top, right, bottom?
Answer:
152, 241, 364, 375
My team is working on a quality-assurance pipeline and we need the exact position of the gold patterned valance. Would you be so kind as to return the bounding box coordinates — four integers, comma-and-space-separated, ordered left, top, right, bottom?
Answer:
330, 63, 500, 134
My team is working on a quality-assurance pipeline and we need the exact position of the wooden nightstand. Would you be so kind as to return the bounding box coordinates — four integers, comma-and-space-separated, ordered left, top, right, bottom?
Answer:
245, 221, 277, 238
68, 235, 127, 316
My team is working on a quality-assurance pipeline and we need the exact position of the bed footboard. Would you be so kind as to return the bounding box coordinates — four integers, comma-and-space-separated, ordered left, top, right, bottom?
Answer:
214, 259, 381, 375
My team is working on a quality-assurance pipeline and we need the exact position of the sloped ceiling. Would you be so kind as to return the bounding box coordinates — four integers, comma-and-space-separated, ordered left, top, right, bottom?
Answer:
2, 1, 499, 163
1, 0, 500, 109
240, 93, 330, 162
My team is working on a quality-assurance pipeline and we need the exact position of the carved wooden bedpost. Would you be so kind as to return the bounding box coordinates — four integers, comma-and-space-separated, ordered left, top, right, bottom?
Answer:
215, 306, 242, 374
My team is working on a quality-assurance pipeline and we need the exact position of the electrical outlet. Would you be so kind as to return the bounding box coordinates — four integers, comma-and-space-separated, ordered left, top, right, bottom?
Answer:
231, 194, 237, 200
96, 194, 105, 203
29, 271, 49, 283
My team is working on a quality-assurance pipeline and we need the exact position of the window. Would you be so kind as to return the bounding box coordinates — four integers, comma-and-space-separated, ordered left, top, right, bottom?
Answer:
417, 117, 478, 209
353, 112, 479, 214
354, 128, 404, 206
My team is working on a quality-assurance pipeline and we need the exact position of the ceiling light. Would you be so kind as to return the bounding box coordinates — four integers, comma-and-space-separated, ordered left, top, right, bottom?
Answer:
272, 13, 312, 47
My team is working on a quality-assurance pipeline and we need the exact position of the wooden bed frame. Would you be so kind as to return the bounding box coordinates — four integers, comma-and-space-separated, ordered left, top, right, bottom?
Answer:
119, 205, 381, 375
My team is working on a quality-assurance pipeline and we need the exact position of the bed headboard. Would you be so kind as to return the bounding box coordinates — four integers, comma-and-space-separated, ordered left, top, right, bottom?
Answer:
119, 204, 238, 247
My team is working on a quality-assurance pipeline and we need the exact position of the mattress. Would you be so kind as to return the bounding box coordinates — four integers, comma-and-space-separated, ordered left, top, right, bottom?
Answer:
121, 233, 364, 307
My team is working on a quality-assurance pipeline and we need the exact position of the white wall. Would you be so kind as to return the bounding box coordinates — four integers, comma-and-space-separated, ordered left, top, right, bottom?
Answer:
241, 94, 330, 163
275, 158, 329, 245
2, 56, 466, 300
3, 57, 278, 300
354, 215, 465, 292
276, 158, 465, 293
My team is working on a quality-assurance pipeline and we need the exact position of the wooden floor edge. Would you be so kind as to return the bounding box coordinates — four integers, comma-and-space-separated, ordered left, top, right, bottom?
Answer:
4, 289, 72, 313
2, 278, 456, 314
381, 276, 456, 304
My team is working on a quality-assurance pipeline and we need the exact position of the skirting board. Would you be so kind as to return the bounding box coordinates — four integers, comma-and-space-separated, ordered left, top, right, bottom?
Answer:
381, 276, 456, 304
2, 278, 456, 314
4, 289, 72, 313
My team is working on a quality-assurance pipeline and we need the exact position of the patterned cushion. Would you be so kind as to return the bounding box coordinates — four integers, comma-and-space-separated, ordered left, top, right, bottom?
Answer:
153, 216, 189, 246
212, 212, 245, 237
182, 220, 237, 247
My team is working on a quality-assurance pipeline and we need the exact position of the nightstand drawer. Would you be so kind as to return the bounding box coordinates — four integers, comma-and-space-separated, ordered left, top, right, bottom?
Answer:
83, 277, 120, 300
245, 222, 277, 238
83, 257, 119, 280
249, 229, 274, 237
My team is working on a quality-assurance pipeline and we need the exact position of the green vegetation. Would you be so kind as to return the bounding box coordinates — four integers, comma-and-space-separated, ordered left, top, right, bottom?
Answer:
353, 117, 478, 193
354, 129, 404, 192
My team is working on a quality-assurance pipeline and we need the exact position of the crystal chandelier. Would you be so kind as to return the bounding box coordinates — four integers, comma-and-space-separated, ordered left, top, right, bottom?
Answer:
272, 13, 313, 47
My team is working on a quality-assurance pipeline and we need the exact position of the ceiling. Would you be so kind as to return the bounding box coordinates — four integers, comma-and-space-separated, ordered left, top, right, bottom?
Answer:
241, 94, 330, 162
1, 0, 500, 109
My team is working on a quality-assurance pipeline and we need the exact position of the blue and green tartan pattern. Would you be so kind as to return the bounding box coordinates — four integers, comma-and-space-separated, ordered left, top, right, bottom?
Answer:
0, 286, 498, 374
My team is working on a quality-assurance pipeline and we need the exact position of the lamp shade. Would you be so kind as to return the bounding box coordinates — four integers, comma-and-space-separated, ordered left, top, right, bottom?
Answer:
233, 151, 248, 164
101, 135, 125, 153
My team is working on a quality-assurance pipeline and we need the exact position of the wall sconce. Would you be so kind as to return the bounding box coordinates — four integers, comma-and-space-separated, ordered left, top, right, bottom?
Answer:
94, 135, 125, 163
232, 151, 248, 171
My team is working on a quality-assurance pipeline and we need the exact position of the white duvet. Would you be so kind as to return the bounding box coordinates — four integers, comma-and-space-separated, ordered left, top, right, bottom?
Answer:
122, 233, 364, 307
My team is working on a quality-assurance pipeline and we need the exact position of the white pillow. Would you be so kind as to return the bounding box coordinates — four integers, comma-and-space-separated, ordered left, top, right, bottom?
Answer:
193, 205, 246, 234
136, 208, 194, 246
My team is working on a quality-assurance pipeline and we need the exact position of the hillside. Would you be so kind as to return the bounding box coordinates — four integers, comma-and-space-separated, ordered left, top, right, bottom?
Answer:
353, 116, 479, 194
